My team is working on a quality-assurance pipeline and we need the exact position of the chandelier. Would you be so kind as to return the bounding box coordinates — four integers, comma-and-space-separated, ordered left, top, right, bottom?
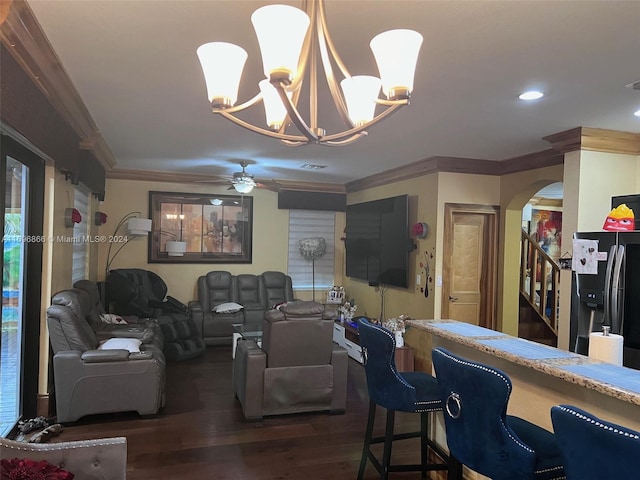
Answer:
196, 1, 423, 146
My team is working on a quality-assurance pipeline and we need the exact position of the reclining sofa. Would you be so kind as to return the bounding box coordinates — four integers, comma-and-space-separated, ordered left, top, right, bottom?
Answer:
189, 270, 295, 346
47, 289, 166, 423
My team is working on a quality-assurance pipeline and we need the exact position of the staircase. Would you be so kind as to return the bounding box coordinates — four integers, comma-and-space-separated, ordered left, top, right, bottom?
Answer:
519, 229, 560, 346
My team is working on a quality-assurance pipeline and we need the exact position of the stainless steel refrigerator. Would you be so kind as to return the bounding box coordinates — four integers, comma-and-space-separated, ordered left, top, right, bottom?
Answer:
570, 231, 640, 370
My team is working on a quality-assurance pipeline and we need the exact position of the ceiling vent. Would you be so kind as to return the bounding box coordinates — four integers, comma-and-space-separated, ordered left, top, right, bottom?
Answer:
625, 80, 640, 91
299, 163, 327, 170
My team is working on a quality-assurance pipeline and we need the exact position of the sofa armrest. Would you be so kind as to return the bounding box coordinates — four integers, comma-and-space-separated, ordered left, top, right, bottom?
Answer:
0, 436, 127, 480
80, 349, 131, 363
233, 339, 266, 421
330, 345, 348, 413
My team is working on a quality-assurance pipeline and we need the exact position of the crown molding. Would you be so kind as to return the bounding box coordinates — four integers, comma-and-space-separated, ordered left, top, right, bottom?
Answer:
345, 150, 564, 193
0, 0, 116, 169
544, 127, 640, 155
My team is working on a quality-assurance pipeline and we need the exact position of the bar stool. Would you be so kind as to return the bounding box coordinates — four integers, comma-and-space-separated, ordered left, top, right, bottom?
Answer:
551, 404, 640, 479
431, 347, 565, 480
357, 318, 461, 480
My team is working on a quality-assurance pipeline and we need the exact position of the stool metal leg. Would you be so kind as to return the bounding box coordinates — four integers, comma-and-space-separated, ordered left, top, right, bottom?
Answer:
420, 411, 428, 478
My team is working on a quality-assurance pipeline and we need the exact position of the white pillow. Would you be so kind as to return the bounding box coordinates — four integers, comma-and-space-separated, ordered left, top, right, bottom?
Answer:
98, 337, 142, 353
214, 302, 244, 313
99, 313, 127, 324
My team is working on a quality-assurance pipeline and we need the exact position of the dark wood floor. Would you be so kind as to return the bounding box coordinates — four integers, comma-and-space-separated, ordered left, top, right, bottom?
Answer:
56, 346, 434, 479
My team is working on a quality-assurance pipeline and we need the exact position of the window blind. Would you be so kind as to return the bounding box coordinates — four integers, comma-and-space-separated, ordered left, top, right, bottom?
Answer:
288, 210, 335, 289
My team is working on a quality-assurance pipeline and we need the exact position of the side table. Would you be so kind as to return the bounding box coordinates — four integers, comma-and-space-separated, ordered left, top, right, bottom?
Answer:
395, 346, 415, 372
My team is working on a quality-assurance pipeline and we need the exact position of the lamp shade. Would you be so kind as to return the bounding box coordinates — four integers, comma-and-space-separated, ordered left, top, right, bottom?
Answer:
233, 180, 255, 194
251, 4, 310, 83
166, 241, 187, 257
197, 42, 248, 108
340, 75, 382, 126
259, 79, 291, 130
299, 237, 326, 260
370, 29, 423, 100
127, 218, 152, 236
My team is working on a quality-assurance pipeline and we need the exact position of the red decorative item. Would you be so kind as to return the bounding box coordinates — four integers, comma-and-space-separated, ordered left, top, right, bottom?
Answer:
1, 458, 74, 480
94, 211, 108, 226
64, 208, 82, 228
412, 222, 428, 239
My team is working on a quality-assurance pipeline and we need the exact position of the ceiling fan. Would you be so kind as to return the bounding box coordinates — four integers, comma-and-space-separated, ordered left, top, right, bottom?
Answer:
196, 161, 279, 193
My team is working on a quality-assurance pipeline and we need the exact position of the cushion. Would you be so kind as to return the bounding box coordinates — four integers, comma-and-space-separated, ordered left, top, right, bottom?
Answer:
99, 313, 127, 324
213, 302, 244, 313
98, 337, 141, 353
1, 457, 74, 479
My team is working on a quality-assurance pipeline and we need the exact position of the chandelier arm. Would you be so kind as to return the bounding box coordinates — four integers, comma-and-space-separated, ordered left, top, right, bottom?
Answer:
320, 103, 405, 142
211, 92, 264, 115
316, 8, 353, 128
274, 82, 319, 142
318, 0, 352, 80
218, 111, 308, 142
375, 98, 410, 107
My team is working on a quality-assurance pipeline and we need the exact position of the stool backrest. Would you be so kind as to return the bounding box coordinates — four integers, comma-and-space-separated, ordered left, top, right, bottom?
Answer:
357, 318, 417, 411
551, 404, 640, 479
431, 347, 537, 479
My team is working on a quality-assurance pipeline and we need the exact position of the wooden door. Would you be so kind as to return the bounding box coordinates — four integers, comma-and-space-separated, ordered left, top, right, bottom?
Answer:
442, 204, 498, 328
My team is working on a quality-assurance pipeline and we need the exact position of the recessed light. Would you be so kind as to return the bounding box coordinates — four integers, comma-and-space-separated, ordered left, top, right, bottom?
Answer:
519, 90, 544, 100
634, 109, 640, 117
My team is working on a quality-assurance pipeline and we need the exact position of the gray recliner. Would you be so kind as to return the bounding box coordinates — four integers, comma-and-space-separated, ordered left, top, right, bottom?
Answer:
236, 274, 266, 330
47, 290, 166, 423
232, 301, 348, 421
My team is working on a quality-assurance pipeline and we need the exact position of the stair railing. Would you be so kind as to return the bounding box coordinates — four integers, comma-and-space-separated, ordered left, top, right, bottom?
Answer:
520, 229, 560, 335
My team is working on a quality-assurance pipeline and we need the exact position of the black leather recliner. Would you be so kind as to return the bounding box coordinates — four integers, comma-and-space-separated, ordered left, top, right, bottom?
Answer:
106, 269, 205, 361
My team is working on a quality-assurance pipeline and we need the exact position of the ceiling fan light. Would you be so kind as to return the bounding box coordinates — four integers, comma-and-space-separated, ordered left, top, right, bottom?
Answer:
196, 42, 248, 108
370, 29, 423, 100
233, 180, 255, 194
340, 75, 382, 126
259, 79, 290, 130
251, 5, 310, 84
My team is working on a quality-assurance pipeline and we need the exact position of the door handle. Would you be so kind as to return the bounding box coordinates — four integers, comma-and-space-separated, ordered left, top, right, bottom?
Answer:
449, 296, 458, 302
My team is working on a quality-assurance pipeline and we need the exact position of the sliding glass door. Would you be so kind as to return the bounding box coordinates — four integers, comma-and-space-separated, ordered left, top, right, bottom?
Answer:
1, 135, 44, 436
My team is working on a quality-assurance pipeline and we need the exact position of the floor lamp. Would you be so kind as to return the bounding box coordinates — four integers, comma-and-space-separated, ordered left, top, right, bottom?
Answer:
299, 237, 326, 302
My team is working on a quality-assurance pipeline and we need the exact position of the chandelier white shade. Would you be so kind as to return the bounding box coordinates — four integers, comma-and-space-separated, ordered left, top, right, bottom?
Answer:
196, 42, 248, 108
370, 29, 423, 100
251, 5, 310, 83
196, 0, 422, 146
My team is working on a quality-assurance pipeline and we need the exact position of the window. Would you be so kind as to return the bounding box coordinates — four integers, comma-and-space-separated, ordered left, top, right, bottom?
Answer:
288, 210, 335, 290
72, 185, 89, 283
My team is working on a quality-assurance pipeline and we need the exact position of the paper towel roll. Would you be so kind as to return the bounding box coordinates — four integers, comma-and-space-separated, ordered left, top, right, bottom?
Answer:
588, 332, 624, 366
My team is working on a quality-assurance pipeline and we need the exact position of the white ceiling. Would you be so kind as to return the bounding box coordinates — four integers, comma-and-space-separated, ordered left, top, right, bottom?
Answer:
25, 0, 640, 185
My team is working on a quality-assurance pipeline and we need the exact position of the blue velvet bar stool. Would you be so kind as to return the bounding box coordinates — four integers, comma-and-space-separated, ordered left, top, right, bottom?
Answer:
357, 318, 462, 480
551, 404, 640, 479
431, 347, 565, 480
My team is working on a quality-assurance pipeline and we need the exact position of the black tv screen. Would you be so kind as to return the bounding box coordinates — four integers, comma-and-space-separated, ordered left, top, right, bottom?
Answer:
345, 195, 411, 288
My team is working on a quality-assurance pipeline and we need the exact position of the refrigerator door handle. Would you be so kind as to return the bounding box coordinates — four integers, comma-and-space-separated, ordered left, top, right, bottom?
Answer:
611, 245, 625, 334
603, 245, 617, 329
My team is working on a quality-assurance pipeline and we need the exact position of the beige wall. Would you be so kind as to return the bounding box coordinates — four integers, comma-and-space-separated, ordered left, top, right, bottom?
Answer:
98, 179, 291, 302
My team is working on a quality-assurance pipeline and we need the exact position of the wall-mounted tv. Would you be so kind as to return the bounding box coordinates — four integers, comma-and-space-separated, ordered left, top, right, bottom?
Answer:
345, 194, 412, 289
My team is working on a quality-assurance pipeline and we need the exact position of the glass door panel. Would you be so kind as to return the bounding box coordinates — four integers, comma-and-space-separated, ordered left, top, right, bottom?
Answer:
1, 157, 28, 435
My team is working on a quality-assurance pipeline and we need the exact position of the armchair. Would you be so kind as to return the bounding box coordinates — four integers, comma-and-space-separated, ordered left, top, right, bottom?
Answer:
47, 290, 166, 423
190, 271, 243, 346
232, 301, 348, 421
1, 436, 127, 480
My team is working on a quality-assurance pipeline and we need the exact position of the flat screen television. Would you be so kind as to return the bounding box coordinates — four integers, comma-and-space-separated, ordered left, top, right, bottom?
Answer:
345, 195, 411, 289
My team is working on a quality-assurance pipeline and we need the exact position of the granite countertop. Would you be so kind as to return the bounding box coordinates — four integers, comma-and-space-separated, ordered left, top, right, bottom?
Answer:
407, 319, 640, 407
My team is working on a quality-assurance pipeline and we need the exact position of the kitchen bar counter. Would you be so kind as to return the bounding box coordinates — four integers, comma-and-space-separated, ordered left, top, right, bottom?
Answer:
406, 319, 640, 432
